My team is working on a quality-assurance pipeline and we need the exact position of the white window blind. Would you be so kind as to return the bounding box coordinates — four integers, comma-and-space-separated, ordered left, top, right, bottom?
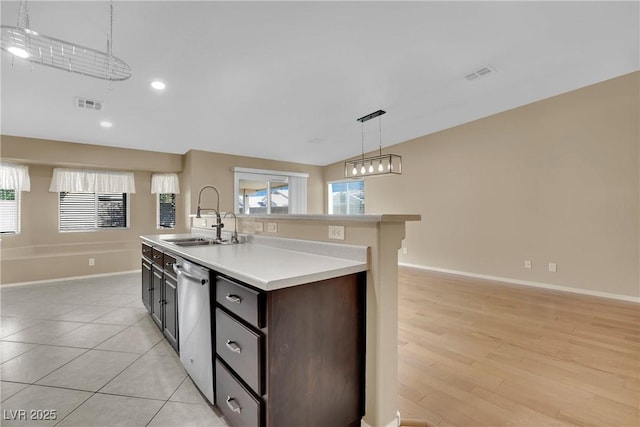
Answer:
0, 190, 20, 234
0, 163, 30, 234
328, 180, 365, 214
59, 192, 128, 231
158, 193, 176, 229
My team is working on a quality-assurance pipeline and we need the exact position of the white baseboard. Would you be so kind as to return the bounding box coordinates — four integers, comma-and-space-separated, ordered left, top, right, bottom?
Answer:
1, 270, 141, 288
399, 262, 640, 303
361, 411, 401, 427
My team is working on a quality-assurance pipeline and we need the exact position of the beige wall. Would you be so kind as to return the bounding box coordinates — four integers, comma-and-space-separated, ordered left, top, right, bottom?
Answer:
0, 137, 324, 283
182, 149, 324, 228
0, 137, 188, 283
325, 72, 640, 298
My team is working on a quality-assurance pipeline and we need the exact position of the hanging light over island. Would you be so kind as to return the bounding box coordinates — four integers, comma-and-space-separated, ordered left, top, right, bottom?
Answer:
344, 110, 402, 178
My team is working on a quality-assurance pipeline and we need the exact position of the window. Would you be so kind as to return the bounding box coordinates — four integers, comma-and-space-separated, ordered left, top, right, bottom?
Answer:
328, 180, 364, 214
233, 168, 307, 214
0, 189, 20, 234
238, 178, 289, 215
158, 193, 176, 229
59, 192, 128, 231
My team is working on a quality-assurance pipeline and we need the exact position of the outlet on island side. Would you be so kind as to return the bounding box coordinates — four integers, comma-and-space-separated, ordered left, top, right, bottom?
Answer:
548, 262, 557, 273
254, 222, 264, 232
89, 258, 95, 266
524, 260, 532, 269
267, 222, 278, 233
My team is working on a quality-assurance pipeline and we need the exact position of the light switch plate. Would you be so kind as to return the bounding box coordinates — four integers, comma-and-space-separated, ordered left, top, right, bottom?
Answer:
254, 222, 264, 232
328, 225, 345, 240
267, 222, 278, 233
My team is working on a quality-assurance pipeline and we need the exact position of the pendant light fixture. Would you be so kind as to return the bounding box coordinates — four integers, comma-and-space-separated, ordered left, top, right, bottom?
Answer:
1, 0, 132, 82
344, 110, 402, 178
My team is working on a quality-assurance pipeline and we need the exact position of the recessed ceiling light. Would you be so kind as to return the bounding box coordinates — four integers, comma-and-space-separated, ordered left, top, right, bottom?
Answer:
8, 46, 29, 59
151, 81, 166, 90
100, 121, 113, 128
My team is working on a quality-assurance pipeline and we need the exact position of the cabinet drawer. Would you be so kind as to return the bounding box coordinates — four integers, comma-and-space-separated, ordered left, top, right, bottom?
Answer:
163, 252, 177, 276
151, 248, 163, 264
142, 243, 152, 259
216, 308, 262, 395
216, 276, 264, 328
216, 359, 261, 427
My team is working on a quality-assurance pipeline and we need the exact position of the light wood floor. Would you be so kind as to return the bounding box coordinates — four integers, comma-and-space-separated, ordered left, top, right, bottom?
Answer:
397, 267, 640, 427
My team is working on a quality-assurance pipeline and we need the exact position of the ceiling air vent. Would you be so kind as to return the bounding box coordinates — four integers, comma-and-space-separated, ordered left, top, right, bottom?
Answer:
75, 97, 103, 111
465, 66, 496, 81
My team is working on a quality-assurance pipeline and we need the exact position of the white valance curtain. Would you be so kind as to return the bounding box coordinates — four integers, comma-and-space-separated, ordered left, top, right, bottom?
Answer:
151, 173, 180, 194
49, 168, 136, 193
0, 163, 31, 191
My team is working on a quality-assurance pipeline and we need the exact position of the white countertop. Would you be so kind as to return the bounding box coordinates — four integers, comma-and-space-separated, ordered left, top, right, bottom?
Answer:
141, 233, 368, 291
237, 213, 421, 222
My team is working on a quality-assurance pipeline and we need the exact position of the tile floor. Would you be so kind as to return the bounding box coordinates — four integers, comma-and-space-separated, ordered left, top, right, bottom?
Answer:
0, 273, 228, 427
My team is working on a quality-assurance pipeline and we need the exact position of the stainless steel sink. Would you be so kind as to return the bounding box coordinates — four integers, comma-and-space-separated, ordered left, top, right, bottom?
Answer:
162, 237, 232, 246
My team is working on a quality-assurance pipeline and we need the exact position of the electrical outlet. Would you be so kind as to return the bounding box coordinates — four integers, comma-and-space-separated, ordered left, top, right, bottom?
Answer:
548, 262, 557, 273
402, 247, 408, 255
197, 218, 208, 227
267, 222, 278, 233
254, 222, 264, 232
328, 225, 345, 240
524, 260, 532, 269
89, 258, 95, 266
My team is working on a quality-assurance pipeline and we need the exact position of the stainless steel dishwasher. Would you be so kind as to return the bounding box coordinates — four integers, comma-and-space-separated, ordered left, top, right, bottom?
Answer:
173, 257, 214, 404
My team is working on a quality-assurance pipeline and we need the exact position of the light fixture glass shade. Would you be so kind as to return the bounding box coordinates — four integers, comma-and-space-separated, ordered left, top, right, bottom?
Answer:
344, 154, 402, 178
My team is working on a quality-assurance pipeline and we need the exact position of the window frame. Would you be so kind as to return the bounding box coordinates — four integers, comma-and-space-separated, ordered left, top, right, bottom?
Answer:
58, 191, 130, 232
233, 167, 308, 215
327, 179, 365, 215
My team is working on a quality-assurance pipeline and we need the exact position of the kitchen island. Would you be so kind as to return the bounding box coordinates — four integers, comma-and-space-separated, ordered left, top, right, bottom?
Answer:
143, 213, 420, 427
141, 232, 369, 427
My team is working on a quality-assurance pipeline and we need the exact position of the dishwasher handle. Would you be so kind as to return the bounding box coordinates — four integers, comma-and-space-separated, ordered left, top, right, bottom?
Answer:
174, 264, 208, 285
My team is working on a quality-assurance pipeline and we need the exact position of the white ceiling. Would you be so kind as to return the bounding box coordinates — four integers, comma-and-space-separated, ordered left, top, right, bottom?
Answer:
1, 1, 638, 166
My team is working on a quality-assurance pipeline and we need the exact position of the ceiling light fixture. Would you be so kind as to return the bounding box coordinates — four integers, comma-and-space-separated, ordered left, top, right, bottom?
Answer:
100, 121, 113, 128
344, 110, 402, 178
1, 0, 132, 82
150, 81, 166, 90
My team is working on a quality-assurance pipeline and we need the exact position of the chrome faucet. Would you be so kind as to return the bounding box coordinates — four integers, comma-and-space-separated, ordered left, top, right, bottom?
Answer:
196, 185, 223, 240
223, 212, 239, 244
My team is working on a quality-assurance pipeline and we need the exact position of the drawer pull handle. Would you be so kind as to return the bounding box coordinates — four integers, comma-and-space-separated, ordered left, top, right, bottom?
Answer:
225, 294, 242, 304
225, 340, 242, 354
153, 255, 161, 259
226, 396, 241, 414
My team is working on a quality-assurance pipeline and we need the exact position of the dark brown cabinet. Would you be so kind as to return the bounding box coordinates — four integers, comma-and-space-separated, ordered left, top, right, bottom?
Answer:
215, 272, 365, 427
141, 243, 153, 312
162, 255, 178, 350
141, 244, 179, 352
